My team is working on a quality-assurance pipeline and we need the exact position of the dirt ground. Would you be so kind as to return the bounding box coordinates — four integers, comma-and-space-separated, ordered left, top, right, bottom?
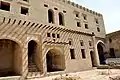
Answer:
28, 69, 120, 80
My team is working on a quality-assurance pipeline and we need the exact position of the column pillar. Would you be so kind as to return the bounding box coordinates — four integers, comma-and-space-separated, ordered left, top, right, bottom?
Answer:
92, 36, 100, 66
42, 44, 47, 75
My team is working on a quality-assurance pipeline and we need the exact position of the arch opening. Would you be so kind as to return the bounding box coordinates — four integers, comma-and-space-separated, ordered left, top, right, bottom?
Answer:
28, 40, 41, 72
48, 9, 54, 23
46, 49, 65, 72
0, 39, 22, 77
97, 42, 106, 64
59, 12, 64, 26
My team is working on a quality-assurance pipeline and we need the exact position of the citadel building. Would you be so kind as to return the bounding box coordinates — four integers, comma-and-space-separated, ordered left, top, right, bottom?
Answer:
0, 0, 106, 79
106, 31, 120, 58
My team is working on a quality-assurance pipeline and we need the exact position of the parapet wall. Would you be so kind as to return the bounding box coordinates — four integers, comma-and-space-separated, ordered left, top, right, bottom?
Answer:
54, 0, 102, 17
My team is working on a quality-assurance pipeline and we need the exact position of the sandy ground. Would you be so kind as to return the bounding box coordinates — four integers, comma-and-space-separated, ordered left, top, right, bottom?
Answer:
28, 69, 120, 80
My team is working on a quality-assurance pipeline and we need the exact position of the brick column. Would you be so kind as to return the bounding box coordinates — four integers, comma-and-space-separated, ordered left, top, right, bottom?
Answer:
22, 45, 28, 79
92, 36, 100, 66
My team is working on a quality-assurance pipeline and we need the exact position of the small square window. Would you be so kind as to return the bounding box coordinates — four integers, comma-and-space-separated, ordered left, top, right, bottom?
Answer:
80, 40, 84, 46
47, 33, 50, 37
23, 0, 29, 2
77, 22, 81, 27
57, 34, 60, 38
95, 18, 99, 24
52, 33, 55, 38
69, 41, 72, 45
89, 41, 92, 46
44, 4, 48, 7
83, 14, 87, 20
63, 10, 66, 13
81, 49, 86, 59
74, 11, 79, 18
54, 7, 58, 10
76, 13, 79, 17
84, 16, 87, 20
21, 7, 28, 15
68, 39, 73, 45
97, 27, 100, 32
0, 1, 10, 11
109, 38, 112, 43
70, 49, 75, 59
85, 24, 88, 29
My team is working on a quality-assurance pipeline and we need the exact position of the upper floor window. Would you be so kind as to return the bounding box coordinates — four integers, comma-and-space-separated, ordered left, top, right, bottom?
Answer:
76, 13, 79, 18
63, 10, 66, 13
23, 0, 29, 2
89, 41, 92, 46
57, 34, 60, 38
77, 22, 81, 27
0, 1, 10, 11
59, 12, 65, 26
21, 7, 28, 15
85, 24, 88, 29
83, 14, 87, 20
74, 11, 79, 18
70, 49, 75, 59
48, 9, 54, 23
52, 33, 55, 38
109, 38, 112, 43
44, 4, 48, 7
97, 27, 100, 32
54, 7, 58, 10
95, 18, 99, 24
47, 33, 50, 37
80, 40, 84, 46
68, 38, 73, 45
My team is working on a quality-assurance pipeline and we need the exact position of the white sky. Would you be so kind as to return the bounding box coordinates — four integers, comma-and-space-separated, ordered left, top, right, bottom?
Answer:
74, 0, 120, 33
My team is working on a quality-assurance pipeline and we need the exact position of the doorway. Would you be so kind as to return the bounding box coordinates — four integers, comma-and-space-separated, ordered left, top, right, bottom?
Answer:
46, 49, 65, 72
97, 43, 106, 64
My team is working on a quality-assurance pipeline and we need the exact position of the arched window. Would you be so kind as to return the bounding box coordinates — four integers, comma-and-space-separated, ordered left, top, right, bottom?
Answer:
48, 9, 54, 23
59, 12, 65, 26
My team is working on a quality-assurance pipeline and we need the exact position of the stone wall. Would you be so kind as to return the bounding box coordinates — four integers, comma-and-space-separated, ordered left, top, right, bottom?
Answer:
0, 0, 106, 79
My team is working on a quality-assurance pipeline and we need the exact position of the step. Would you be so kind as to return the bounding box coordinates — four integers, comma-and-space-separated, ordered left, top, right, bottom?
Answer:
27, 72, 42, 79
0, 76, 21, 80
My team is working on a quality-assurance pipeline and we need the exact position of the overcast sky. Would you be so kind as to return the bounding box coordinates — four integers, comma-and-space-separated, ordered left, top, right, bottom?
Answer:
74, 0, 120, 33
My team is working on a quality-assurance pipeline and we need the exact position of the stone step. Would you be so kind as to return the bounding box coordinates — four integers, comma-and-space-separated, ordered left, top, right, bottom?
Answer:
28, 69, 38, 72
28, 58, 39, 72
28, 65, 37, 67
27, 72, 42, 79
0, 76, 21, 80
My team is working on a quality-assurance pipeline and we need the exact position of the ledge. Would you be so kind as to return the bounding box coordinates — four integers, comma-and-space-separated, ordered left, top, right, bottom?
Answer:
17, 1, 30, 7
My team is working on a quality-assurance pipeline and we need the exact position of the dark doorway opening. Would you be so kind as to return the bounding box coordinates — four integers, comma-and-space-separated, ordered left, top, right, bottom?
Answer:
28, 40, 39, 72
109, 48, 116, 58
46, 50, 65, 72
90, 51, 96, 67
0, 39, 21, 77
97, 43, 106, 64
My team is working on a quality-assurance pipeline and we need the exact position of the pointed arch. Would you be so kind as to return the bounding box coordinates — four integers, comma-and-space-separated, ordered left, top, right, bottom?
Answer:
48, 9, 54, 23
